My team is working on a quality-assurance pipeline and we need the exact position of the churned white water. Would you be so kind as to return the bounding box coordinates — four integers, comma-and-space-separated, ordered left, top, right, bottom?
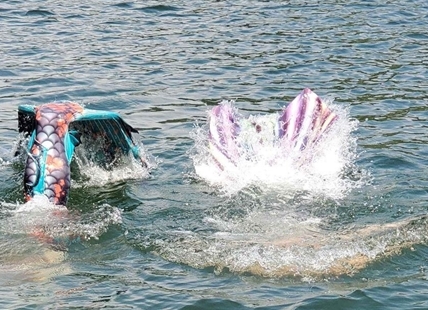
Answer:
191, 100, 365, 199
73, 137, 154, 187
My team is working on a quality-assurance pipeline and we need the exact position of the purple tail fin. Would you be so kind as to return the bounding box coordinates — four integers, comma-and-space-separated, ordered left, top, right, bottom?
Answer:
278, 88, 337, 150
208, 102, 241, 169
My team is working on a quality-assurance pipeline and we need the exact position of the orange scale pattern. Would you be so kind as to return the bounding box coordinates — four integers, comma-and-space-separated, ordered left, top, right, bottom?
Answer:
24, 102, 84, 205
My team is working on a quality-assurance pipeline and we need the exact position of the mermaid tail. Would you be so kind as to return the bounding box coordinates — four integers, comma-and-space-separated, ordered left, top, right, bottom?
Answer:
18, 102, 144, 205
208, 89, 337, 170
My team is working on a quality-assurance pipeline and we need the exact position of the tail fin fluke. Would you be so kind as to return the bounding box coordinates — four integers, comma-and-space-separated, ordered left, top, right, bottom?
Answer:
208, 101, 241, 170
19, 102, 146, 205
278, 88, 337, 150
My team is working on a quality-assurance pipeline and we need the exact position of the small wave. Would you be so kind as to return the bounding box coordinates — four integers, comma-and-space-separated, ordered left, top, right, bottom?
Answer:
112, 2, 133, 9
24, 9, 55, 17
137, 5, 181, 13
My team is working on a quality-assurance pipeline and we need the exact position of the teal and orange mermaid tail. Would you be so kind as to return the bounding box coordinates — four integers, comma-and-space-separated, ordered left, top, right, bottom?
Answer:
18, 102, 145, 205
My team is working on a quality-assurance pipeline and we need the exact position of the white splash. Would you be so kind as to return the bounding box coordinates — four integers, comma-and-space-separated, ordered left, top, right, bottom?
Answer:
73, 141, 154, 187
191, 100, 364, 199
0, 197, 123, 282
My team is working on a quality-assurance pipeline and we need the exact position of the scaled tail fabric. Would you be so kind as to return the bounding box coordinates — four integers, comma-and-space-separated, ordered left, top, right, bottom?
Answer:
278, 88, 338, 151
208, 88, 338, 170
18, 102, 145, 205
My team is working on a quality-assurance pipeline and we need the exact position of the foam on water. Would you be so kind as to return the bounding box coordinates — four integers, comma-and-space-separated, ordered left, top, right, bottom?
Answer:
191, 100, 366, 199
74, 156, 150, 187
1, 195, 123, 241
73, 138, 154, 187
153, 211, 428, 280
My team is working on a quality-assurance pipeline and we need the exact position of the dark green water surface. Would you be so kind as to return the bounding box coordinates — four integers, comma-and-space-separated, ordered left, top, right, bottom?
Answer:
1, 0, 428, 309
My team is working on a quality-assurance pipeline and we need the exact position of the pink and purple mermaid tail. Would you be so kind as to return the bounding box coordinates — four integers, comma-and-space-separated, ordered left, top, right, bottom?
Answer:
18, 102, 144, 205
208, 103, 241, 169
278, 88, 337, 150
208, 88, 338, 169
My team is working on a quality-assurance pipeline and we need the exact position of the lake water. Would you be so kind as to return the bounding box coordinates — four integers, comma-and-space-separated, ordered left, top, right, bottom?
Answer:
1, 0, 428, 308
